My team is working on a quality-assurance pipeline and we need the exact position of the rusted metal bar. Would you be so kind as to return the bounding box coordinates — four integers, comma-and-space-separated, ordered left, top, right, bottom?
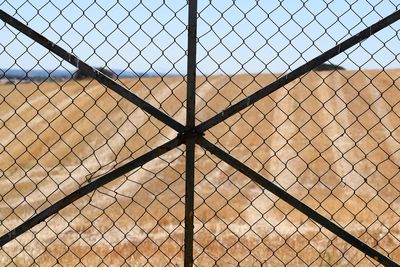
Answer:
184, 0, 198, 265
184, 139, 195, 267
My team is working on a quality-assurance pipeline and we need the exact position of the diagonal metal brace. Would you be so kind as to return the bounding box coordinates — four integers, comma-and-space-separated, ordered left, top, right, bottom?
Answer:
177, 127, 204, 143
196, 9, 400, 133
0, 9, 185, 133
0, 137, 183, 247
197, 137, 399, 267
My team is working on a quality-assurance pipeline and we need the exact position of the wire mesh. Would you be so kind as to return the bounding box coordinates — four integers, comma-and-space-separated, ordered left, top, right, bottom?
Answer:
200, 70, 400, 266
196, 1, 400, 265
1, 0, 400, 266
0, 1, 187, 266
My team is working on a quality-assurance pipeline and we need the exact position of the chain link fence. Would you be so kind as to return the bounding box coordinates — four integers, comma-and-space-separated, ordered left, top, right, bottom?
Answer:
1, 1, 400, 266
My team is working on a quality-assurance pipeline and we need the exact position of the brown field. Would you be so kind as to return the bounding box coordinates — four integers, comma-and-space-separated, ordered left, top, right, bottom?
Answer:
1, 69, 400, 266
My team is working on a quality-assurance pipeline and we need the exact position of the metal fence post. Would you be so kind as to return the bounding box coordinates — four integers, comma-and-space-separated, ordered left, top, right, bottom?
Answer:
1, 2, 400, 266
184, 0, 198, 266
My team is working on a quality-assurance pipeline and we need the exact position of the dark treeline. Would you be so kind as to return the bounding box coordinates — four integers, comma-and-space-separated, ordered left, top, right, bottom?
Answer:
1, 64, 347, 83
0, 68, 164, 83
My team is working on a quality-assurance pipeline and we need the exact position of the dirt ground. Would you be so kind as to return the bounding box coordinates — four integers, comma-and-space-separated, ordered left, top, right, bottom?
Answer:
1, 69, 400, 266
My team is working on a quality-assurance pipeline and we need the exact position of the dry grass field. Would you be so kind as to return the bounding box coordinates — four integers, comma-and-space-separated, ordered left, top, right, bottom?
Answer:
0, 69, 400, 266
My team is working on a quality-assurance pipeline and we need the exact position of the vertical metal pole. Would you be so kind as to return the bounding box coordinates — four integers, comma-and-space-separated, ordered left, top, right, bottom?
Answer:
184, 140, 195, 266
185, 0, 197, 266
186, 0, 197, 127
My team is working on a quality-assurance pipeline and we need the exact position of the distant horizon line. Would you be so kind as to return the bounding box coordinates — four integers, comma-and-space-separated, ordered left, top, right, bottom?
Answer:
0, 68, 181, 80
0, 65, 396, 80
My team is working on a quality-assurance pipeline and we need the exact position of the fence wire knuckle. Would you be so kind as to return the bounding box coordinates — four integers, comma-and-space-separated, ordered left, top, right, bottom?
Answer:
1, 1, 400, 267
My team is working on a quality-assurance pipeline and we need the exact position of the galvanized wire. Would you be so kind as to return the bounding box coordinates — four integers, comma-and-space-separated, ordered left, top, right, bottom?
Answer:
1, 1, 400, 266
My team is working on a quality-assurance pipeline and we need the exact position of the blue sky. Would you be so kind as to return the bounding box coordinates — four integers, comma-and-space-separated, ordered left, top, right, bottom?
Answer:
0, 0, 399, 76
